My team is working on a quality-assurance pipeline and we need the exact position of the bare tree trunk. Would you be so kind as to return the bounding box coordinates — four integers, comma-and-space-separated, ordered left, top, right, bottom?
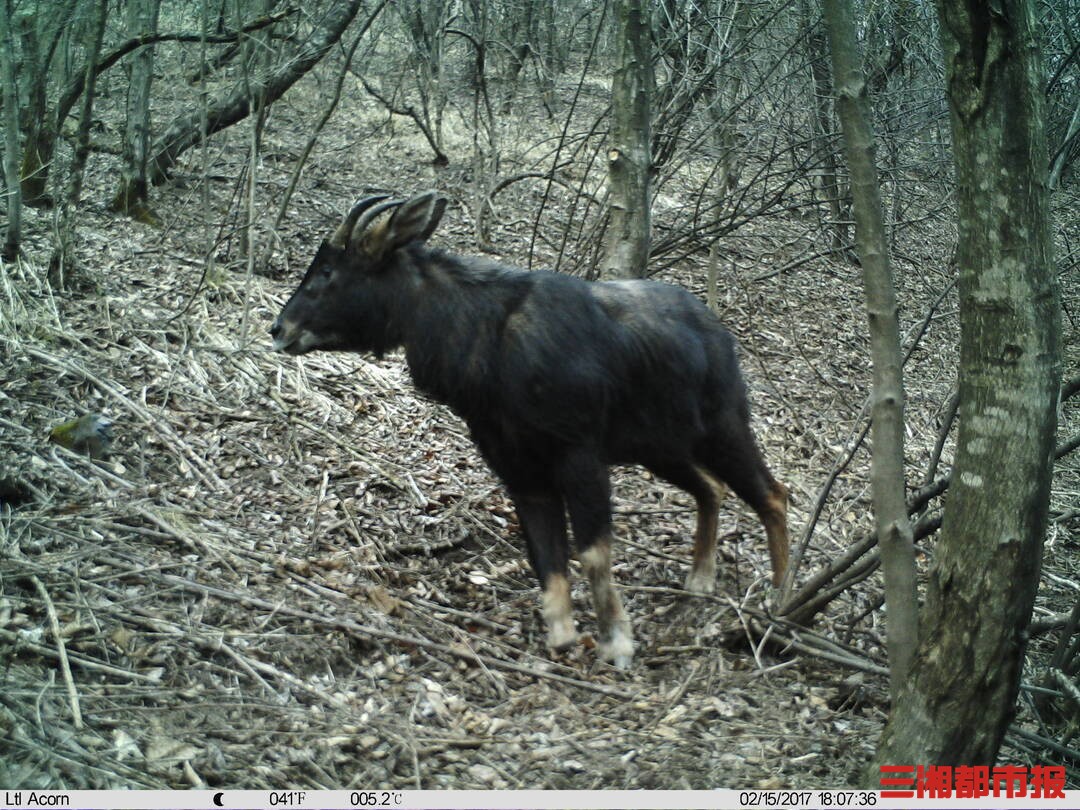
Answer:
110, 0, 162, 223
539, 0, 560, 103
873, 0, 1061, 770
21, 5, 291, 207
272, 0, 391, 233
801, 0, 847, 250
715, 0, 751, 193
47, 0, 108, 290
1049, 94, 1080, 189
17, 0, 79, 208
822, 0, 918, 701
395, 0, 449, 155
501, 0, 536, 113
149, 0, 363, 184
602, 0, 653, 279
0, 0, 22, 259
238, 0, 272, 259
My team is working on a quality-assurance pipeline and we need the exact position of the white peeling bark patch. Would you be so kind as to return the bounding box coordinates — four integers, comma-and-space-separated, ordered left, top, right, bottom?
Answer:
959, 471, 984, 488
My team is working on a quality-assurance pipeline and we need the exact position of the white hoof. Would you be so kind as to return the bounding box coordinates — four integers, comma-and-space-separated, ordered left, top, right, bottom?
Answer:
684, 569, 716, 594
598, 623, 634, 669
546, 618, 578, 652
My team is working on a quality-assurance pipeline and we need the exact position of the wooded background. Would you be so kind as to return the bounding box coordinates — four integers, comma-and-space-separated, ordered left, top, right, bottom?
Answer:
0, 0, 1078, 790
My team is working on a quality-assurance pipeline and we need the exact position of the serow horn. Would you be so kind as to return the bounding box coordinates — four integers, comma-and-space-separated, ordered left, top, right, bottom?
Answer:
350, 198, 406, 245
330, 194, 392, 248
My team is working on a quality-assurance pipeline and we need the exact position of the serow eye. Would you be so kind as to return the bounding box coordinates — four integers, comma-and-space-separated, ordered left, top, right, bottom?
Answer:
319, 264, 333, 277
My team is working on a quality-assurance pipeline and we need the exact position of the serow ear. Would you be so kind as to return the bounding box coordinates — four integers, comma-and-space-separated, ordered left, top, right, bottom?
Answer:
385, 191, 447, 252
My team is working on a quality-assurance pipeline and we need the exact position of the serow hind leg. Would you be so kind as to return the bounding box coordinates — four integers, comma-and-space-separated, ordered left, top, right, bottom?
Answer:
648, 462, 726, 594
758, 478, 790, 587
699, 424, 791, 588
684, 470, 726, 595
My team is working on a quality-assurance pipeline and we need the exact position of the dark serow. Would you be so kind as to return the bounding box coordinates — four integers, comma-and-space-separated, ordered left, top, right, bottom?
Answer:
271, 191, 790, 668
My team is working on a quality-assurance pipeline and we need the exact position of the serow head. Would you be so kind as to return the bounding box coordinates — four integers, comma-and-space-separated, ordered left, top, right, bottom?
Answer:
270, 190, 448, 357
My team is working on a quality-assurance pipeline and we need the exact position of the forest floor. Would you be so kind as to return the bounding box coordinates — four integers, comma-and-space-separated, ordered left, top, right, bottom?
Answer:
1, 66, 1078, 791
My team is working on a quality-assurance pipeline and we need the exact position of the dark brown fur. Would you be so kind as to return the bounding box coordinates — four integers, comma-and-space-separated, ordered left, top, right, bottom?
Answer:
271, 192, 789, 667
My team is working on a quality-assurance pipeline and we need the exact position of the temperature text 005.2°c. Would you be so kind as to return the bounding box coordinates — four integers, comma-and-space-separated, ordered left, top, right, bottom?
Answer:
350, 792, 404, 807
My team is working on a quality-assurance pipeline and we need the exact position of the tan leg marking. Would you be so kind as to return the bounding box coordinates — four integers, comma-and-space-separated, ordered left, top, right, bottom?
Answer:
542, 573, 577, 651
580, 537, 634, 668
684, 466, 727, 594
762, 480, 790, 587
